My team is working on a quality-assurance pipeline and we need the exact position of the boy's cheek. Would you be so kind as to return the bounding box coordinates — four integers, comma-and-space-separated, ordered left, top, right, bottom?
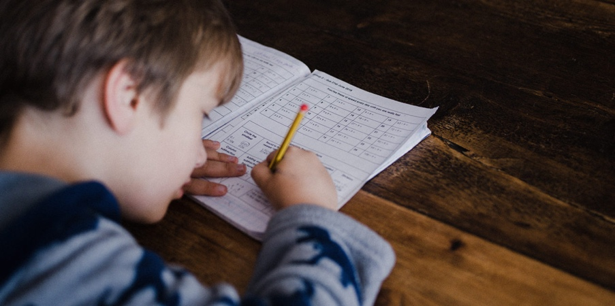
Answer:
196, 148, 207, 168
136, 201, 171, 224
116, 191, 173, 224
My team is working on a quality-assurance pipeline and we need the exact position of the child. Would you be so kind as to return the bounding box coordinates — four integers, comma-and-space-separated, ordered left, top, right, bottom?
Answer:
0, 0, 395, 305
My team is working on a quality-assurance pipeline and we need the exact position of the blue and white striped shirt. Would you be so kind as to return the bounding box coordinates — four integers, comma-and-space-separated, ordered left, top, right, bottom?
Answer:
0, 172, 395, 305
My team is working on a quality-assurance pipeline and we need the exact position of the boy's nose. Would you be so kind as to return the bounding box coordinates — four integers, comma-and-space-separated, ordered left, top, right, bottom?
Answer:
195, 141, 207, 168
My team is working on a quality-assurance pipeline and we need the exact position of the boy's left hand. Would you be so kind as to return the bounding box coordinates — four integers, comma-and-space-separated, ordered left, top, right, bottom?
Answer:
183, 139, 246, 196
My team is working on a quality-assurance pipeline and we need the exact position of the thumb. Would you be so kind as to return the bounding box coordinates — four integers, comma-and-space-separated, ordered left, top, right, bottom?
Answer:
251, 161, 273, 187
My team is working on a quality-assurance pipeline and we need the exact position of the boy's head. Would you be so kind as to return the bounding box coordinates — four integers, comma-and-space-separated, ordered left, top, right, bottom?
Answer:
0, 0, 242, 146
0, 0, 243, 222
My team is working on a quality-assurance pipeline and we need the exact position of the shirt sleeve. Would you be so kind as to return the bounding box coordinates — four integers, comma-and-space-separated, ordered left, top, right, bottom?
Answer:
0, 216, 243, 306
1, 199, 393, 306
245, 204, 396, 306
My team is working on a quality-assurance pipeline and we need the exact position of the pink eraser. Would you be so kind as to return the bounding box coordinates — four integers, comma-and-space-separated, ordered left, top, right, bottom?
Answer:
300, 104, 309, 111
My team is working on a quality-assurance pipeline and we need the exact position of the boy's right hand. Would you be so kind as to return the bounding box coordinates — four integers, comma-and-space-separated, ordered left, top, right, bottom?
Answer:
251, 146, 337, 211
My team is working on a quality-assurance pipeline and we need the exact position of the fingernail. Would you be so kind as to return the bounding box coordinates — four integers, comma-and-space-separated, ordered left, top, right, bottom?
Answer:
215, 185, 227, 194
237, 164, 246, 172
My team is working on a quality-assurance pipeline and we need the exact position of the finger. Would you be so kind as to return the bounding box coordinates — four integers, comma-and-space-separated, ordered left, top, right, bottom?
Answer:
183, 178, 228, 196
251, 160, 273, 187
204, 147, 239, 163
202, 139, 221, 150
269, 146, 301, 167
192, 160, 246, 177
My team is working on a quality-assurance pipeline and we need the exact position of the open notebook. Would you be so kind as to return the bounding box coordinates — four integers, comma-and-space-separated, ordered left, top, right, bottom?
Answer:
191, 36, 438, 240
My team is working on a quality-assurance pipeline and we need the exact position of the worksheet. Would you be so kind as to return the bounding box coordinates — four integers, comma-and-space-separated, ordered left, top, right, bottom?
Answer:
201, 37, 311, 133
192, 38, 437, 239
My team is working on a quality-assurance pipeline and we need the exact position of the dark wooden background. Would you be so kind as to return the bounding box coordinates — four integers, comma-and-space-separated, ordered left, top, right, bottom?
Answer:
126, 0, 615, 304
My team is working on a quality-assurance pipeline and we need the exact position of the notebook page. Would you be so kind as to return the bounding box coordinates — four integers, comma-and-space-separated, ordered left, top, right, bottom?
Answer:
201, 36, 311, 134
193, 71, 437, 240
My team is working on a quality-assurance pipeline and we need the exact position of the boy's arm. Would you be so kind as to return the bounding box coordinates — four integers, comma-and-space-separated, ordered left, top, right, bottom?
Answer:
246, 205, 395, 305
1, 208, 391, 306
1, 185, 392, 306
245, 147, 396, 305
187, 145, 396, 305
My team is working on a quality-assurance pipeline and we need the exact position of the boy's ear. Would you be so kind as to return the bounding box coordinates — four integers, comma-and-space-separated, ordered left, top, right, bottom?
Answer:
103, 61, 139, 135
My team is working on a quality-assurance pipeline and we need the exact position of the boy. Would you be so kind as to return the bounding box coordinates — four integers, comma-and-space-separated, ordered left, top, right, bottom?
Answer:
0, 0, 395, 305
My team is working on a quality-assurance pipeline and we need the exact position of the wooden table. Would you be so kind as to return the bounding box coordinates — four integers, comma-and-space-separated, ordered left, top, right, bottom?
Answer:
125, 0, 615, 304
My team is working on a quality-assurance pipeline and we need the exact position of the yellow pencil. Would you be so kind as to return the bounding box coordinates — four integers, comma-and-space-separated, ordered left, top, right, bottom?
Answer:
269, 104, 309, 170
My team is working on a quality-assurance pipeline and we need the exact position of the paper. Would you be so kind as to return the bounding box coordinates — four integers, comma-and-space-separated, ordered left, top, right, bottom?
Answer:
191, 37, 437, 240
202, 37, 310, 133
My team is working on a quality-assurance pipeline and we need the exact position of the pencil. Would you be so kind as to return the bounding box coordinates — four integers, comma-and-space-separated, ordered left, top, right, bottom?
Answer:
269, 104, 309, 171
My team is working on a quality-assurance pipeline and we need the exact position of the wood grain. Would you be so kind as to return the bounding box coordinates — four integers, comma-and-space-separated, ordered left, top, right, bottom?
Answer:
365, 135, 615, 289
343, 191, 615, 306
